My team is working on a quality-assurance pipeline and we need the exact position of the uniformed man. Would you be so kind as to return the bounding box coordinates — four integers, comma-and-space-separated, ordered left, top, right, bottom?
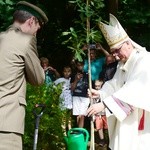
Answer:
0, 1, 48, 149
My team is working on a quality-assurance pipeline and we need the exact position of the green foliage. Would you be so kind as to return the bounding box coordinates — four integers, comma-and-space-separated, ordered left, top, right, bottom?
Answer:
0, 0, 18, 31
118, 0, 150, 25
62, 27, 86, 61
118, 0, 150, 49
24, 83, 67, 150
62, 0, 105, 61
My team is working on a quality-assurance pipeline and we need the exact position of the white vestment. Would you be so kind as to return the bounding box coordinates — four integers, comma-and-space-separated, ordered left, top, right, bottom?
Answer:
100, 48, 150, 150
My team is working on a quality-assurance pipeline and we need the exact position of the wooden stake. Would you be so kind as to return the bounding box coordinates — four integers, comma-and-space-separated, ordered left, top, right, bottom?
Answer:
85, 0, 95, 148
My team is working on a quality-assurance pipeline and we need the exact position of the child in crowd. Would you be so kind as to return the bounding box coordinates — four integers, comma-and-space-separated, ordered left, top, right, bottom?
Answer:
94, 79, 108, 147
40, 57, 60, 85
54, 66, 72, 135
71, 60, 91, 128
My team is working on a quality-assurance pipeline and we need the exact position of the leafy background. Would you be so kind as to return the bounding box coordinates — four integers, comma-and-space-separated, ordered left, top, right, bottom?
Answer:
24, 83, 67, 150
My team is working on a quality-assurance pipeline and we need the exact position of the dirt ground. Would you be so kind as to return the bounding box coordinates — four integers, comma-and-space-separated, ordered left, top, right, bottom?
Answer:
87, 142, 108, 150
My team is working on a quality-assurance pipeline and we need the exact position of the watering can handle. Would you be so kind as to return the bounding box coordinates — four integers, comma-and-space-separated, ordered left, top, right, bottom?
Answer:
68, 128, 89, 143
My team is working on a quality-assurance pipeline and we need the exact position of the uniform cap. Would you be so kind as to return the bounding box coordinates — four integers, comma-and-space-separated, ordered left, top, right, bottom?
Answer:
16, 1, 48, 25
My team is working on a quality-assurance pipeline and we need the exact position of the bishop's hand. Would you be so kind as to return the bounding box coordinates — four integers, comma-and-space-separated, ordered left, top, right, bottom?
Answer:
87, 102, 105, 117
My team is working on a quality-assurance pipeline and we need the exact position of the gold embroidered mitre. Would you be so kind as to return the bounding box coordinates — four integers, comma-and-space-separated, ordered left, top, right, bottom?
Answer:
99, 14, 129, 49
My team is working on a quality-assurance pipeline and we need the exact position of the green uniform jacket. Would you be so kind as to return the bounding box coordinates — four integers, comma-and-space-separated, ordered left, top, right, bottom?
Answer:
0, 25, 45, 134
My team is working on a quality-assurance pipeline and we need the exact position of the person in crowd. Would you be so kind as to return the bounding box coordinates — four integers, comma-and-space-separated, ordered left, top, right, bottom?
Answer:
94, 80, 108, 147
83, 43, 109, 81
100, 54, 118, 83
40, 57, 60, 85
0, 1, 48, 149
87, 14, 150, 150
71, 60, 92, 128
54, 66, 72, 135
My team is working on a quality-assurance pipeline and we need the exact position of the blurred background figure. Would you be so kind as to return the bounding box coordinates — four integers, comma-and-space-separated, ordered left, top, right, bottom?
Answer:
54, 66, 72, 135
100, 54, 118, 83
71, 60, 92, 128
83, 43, 109, 81
94, 80, 108, 147
40, 57, 60, 85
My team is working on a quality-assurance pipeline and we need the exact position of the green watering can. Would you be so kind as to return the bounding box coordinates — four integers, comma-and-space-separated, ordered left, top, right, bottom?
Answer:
65, 128, 89, 150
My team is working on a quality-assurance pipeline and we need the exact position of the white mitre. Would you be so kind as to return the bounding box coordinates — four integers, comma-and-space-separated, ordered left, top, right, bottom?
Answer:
99, 14, 145, 50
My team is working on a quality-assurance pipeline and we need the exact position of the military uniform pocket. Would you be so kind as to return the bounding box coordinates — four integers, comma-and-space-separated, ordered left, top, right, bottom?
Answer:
18, 96, 27, 106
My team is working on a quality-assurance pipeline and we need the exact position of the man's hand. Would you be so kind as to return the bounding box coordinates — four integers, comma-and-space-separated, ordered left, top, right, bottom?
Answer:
87, 102, 105, 117
96, 43, 103, 50
88, 88, 100, 99
75, 73, 83, 81
96, 43, 109, 56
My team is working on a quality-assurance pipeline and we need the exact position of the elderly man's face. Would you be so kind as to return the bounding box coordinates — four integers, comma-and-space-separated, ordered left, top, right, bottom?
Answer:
110, 41, 133, 63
